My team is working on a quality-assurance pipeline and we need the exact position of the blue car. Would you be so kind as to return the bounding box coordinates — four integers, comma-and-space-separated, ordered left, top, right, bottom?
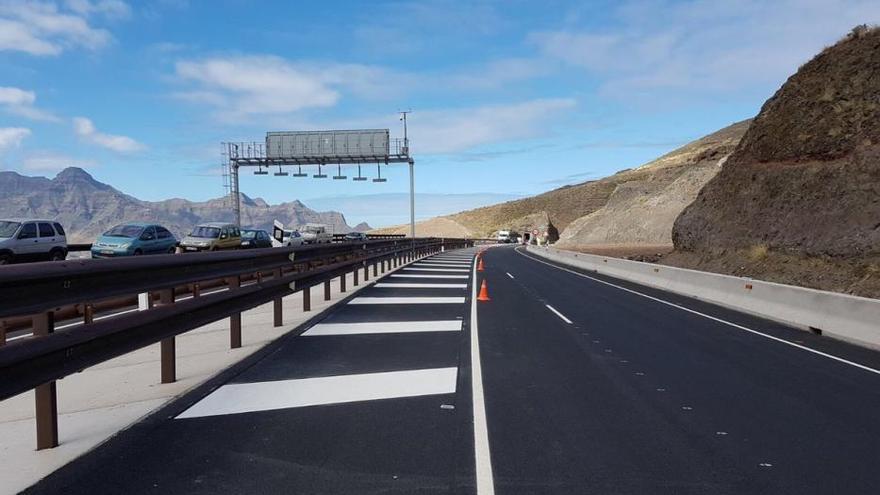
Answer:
91, 222, 178, 258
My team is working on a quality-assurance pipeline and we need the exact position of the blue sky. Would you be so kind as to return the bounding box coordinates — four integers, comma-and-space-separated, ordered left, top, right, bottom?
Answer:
1, 0, 878, 227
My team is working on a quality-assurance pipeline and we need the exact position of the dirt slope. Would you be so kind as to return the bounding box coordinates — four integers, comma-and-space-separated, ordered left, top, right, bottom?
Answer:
667, 26, 880, 297
370, 217, 474, 238
557, 120, 749, 248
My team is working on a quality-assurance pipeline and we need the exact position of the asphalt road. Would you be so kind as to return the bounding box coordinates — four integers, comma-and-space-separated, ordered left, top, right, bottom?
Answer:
22, 245, 880, 494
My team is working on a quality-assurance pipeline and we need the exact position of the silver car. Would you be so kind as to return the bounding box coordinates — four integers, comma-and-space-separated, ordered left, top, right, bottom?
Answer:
0, 218, 68, 265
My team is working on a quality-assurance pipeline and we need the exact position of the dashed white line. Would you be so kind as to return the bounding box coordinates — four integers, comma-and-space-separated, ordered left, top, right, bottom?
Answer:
517, 248, 880, 377
506, 272, 515, 279
545, 304, 573, 324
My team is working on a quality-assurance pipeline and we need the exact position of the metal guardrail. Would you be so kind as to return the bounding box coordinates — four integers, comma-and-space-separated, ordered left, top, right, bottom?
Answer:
0, 237, 473, 449
64, 234, 406, 254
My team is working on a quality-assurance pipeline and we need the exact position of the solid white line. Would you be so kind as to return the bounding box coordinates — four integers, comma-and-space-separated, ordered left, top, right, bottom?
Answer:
506, 272, 515, 279
374, 283, 467, 289
176, 368, 458, 419
391, 274, 469, 279
303, 320, 462, 336
403, 267, 469, 272
415, 262, 472, 267
349, 296, 466, 305
516, 248, 880, 377
545, 304, 573, 324
471, 249, 496, 494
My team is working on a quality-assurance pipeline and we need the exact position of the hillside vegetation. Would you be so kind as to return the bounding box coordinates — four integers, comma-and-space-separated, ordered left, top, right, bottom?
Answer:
668, 26, 880, 297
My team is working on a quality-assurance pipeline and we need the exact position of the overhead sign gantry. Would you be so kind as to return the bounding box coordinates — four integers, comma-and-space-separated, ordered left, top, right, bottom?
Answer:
223, 118, 416, 238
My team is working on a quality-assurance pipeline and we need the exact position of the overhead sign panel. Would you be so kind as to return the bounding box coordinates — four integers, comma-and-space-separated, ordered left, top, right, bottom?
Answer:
266, 129, 390, 160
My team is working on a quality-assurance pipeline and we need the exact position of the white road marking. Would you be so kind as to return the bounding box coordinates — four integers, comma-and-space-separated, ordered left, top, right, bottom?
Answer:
374, 283, 467, 289
176, 368, 459, 419
506, 272, 515, 279
471, 249, 496, 494
403, 267, 469, 272
545, 304, 573, 324
391, 274, 469, 279
517, 248, 880, 377
303, 320, 462, 336
417, 260, 472, 264
413, 264, 472, 268
349, 297, 466, 305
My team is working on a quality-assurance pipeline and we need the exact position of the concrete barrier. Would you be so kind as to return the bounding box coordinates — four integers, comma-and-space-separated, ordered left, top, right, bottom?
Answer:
527, 246, 880, 350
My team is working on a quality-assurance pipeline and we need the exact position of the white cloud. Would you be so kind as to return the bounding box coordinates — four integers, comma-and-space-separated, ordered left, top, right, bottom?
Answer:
21, 150, 96, 172
64, 0, 130, 19
531, 0, 880, 98
173, 55, 411, 118
0, 86, 60, 122
0, 0, 126, 55
0, 127, 30, 151
409, 98, 577, 154
72, 116, 144, 152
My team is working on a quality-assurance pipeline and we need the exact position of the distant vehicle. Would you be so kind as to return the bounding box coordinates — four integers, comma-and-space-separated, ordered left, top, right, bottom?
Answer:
0, 218, 68, 265
344, 231, 368, 242
298, 223, 333, 244
241, 229, 272, 249
278, 229, 305, 247
497, 230, 513, 243
179, 222, 241, 252
91, 222, 177, 258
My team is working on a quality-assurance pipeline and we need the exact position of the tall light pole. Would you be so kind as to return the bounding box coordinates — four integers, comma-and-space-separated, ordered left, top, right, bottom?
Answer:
400, 110, 415, 240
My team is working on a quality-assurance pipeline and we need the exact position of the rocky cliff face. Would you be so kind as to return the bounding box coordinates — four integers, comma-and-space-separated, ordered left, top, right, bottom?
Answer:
673, 27, 880, 258
557, 120, 749, 248
0, 167, 356, 242
667, 26, 880, 297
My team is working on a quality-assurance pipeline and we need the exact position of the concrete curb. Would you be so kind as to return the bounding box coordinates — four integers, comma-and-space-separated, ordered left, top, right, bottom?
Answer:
527, 245, 880, 350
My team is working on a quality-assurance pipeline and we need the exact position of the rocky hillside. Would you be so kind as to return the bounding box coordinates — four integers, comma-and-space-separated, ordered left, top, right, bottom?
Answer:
0, 167, 360, 242
557, 120, 750, 248
668, 26, 880, 297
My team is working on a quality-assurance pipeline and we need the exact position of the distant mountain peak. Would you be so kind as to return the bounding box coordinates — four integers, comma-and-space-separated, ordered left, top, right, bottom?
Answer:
55, 167, 95, 181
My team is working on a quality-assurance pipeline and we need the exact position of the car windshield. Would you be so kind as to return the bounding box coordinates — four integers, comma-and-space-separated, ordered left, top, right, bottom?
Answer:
190, 226, 220, 238
241, 230, 257, 239
0, 221, 20, 238
104, 224, 144, 238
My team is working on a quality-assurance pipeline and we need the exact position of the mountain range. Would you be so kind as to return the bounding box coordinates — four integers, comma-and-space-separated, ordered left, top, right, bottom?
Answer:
0, 167, 369, 243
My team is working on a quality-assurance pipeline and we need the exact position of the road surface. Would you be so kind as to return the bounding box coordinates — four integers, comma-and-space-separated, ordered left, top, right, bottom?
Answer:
23, 246, 880, 494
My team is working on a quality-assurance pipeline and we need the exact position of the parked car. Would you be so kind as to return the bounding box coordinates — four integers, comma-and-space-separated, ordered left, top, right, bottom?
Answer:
241, 229, 273, 249
91, 222, 177, 258
179, 222, 241, 252
0, 218, 68, 264
298, 223, 333, 244
278, 229, 305, 247
344, 231, 368, 242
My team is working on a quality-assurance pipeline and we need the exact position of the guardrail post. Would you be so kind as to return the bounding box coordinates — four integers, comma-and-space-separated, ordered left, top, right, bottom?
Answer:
324, 280, 331, 301
192, 283, 201, 298
83, 304, 94, 324
353, 267, 359, 286
157, 289, 176, 383
364, 264, 369, 281
303, 286, 311, 312
0, 321, 6, 347
228, 277, 242, 349
373, 263, 378, 277
33, 311, 57, 450
340, 273, 347, 293
273, 268, 283, 327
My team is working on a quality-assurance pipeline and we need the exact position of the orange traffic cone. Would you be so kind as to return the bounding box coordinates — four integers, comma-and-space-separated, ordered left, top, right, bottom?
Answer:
477, 279, 491, 302
477, 257, 485, 272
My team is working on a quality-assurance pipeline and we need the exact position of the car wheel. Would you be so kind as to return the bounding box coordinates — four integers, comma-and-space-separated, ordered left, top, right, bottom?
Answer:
49, 249, 65, 261
133, 249, 143, 256
0, 253, 12, 265
168, 246, 176, 254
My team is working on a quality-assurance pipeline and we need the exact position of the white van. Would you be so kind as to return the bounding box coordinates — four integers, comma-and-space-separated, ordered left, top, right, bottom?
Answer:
497, 230, 512, 244
0, 218, 68, 264
298, 223, 333, 244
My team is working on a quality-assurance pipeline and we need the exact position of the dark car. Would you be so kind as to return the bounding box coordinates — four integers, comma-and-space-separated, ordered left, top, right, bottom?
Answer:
344, 232, 368, 242
241, 229, 273, 249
